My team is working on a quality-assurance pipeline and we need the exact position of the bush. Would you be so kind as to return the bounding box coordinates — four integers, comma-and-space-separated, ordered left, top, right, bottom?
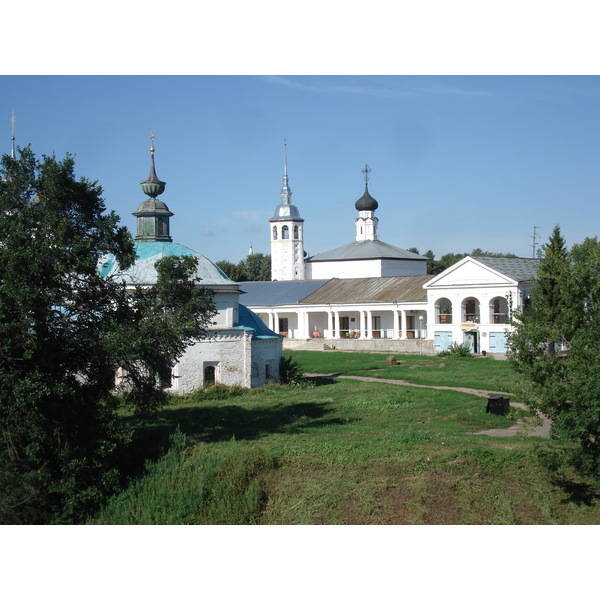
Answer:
279, 355, 305, 385
438, 342, 473, 357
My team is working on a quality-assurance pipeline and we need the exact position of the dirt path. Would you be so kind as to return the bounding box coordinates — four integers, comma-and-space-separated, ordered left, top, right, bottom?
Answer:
304, 373, 551, 438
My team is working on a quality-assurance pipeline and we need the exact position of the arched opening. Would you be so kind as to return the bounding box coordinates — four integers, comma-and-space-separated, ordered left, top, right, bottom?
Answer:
293, 225, 299, 239
462, 297, 480, 323
490, 296, 509, 324
435, 297, 453, 324
272, 226, 277, 240
282, 225, 289, 239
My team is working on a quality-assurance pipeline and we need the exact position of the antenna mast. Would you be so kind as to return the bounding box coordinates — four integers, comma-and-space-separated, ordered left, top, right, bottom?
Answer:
530, 225, 540, 258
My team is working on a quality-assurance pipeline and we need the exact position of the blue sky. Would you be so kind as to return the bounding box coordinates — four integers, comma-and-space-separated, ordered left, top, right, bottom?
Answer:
2, 75, 599, 263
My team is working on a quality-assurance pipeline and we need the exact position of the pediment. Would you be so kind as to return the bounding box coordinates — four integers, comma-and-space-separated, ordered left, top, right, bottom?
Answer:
424, 257, 516, 288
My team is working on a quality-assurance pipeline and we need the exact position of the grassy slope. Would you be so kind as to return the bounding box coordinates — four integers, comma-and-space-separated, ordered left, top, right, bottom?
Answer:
93, 352, 599, 525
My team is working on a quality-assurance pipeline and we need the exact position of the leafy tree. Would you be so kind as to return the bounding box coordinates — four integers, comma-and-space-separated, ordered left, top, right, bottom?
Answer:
408, 248, 517, 275
507, 226, 600, 476
216, 253, 271, 282
0, 147, 216, 523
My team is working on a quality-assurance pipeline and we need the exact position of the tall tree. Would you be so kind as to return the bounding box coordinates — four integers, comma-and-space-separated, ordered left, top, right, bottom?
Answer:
216, 253, 271, 282
508, 227, 600, 476
0, 148, 216, 523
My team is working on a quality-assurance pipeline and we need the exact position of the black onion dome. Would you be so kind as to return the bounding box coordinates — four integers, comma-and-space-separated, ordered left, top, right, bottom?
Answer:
355, 185, 378, 211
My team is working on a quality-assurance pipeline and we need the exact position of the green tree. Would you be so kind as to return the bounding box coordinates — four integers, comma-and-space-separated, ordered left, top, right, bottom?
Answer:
507, 226, 600, 476
0, 148, 216, 523
216, 253, 271, 282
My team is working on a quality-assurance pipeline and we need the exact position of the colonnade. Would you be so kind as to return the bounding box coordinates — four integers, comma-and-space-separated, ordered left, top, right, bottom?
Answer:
264, 308, 427, 340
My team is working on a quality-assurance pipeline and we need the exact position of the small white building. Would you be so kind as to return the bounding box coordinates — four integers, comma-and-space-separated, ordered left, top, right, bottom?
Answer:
103, 140, 282, 392
424, 255, 538, 354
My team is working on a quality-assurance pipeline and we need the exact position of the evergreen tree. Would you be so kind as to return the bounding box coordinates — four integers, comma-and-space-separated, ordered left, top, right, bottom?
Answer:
0, 148, 216, 523
508, 227, 600, 476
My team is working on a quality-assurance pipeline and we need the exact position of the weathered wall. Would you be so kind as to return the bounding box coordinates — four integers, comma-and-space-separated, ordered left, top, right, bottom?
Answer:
282, 337, 436, 355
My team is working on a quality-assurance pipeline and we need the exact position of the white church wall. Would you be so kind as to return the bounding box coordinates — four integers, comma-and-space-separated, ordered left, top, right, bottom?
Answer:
169, 330, 251, 394
212, 292, 242, 327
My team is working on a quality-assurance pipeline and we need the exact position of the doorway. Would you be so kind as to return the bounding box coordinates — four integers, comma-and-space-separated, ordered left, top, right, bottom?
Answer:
464, 331, 479, 353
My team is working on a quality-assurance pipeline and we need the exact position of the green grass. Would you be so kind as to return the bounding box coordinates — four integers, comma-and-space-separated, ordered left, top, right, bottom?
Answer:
291, 349, 517, 393
92, 352, 600, 525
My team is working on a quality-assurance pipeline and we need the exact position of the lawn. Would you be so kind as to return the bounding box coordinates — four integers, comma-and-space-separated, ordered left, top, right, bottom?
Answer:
92, 352, 600, 525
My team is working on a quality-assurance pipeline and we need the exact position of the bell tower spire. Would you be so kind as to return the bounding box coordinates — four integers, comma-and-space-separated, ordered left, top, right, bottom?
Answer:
133, 132, 174, 243
269, 138, 305, 280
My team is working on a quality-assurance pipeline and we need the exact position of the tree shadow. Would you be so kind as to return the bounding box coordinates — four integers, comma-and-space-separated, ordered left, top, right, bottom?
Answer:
554, 478, 600, 507
119, 399, 353, 481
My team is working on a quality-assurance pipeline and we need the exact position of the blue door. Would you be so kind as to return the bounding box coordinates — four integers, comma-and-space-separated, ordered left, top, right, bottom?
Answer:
434, 331, 453, 351
489, 332, 507, 352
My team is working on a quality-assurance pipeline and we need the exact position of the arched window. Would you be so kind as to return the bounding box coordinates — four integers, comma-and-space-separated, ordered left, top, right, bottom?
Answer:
293, 225, 299, 239
282, 225, 289, 239
462, 297, 480, 323
435, 298, 453, 324
490, 297, 509, 324
272, 226, 277, 240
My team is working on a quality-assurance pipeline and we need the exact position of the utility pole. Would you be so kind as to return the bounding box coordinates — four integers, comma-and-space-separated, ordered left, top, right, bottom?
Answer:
530, 225, 540, 258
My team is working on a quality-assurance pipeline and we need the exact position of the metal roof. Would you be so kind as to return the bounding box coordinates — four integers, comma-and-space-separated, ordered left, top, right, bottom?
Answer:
101, 241, 238, 288
299, 275, 434, 305
307, 240, 426, 262
235, 304, 282, 339
474, 256, 540, 282
239, 279, 331, 306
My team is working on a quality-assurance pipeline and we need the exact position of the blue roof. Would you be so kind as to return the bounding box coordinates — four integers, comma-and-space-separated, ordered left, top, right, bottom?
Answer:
101, 241, 237, 288
234, 304, 283, 339
239, 279, 331, 306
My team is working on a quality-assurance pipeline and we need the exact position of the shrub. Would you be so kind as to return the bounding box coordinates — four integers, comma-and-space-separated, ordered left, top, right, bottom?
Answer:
279, 355, 305, 385
438, 342, 473, 357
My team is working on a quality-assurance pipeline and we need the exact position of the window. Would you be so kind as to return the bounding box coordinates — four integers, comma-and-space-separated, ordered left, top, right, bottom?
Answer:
265, 363, 271, 380
293, 225, 299, 239
204, 365, 216, 385
282, 225, 289, 239
435, 298, 453, 324
272, 226, 277, 240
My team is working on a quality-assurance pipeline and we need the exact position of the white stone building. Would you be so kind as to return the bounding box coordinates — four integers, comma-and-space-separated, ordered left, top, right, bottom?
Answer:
270, 154, 427, 281
103, 140, 282, 392
246, 150, 539, 356
424, 255, 538, 354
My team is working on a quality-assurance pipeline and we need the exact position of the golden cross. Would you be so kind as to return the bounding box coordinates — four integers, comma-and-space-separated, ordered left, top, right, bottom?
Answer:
11, 111, 15, 137
149, 131, 155, 151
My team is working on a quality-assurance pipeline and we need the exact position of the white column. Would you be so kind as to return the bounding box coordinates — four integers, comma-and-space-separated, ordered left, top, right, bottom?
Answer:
268, 311, 275, 332
401, 310, 407, 340
359, 310, 366, 338
393, 310, 400, 339
327, 310, 333, 338
367, 310, 373, 338
303, 311, 309, 338
273, 312, 280, 334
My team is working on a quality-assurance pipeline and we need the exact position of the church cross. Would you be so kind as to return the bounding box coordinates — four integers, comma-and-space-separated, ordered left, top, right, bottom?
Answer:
362, 164, 371, 184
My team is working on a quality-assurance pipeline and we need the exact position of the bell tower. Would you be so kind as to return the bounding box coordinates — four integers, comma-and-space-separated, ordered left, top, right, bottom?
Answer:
355, 164, 379, 242
269, 140, 305, 280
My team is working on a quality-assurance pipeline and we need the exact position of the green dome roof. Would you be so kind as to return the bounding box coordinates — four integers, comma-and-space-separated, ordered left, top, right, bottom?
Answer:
101, 241, 238, 289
